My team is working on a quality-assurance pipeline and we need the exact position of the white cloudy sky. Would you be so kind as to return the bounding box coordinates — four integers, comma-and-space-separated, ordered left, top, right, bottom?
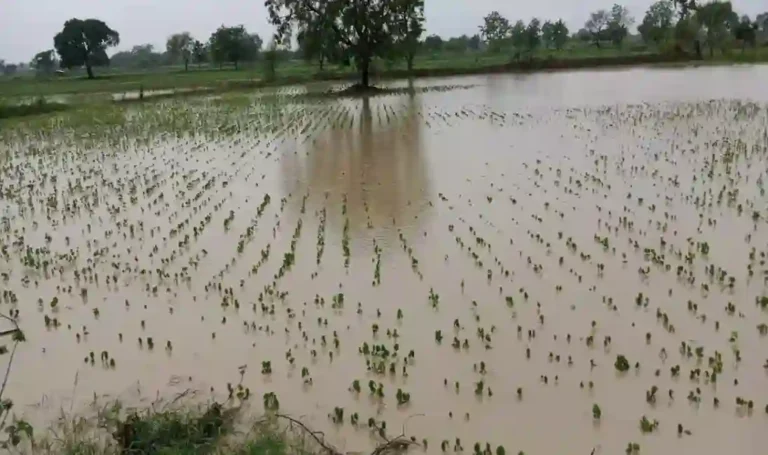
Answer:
0, 0, 764, 63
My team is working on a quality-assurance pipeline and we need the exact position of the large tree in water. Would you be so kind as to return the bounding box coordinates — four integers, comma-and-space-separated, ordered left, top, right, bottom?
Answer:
265, 0, 424, 87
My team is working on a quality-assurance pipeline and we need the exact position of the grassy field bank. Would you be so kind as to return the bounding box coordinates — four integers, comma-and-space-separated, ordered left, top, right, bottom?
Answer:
2, 46, 767, 103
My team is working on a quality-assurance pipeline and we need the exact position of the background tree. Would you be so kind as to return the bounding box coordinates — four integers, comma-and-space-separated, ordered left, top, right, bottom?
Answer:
242, 34, 264, 62
2, 63, 18, 76
585, 10, 610, 48
541, 21, 555, 49
757, 13, 768, 43
31, 50, 57, 75
525, 19, 542, 55
296, 12, 340, 71
468, 34, 482, 51
445, 35, 470, 53
423, 35, 444, 53
393, 0, 425, 71
694, 1, 737, 57
209, 25, 250, 69
733, 15, 758, 51
606, 4, 635, 47
265, 0, 423, 88
167, 32, 194, 71
674, 0, 699, 20
54, 18, 119, 79
263, 40, 279, 81
552, 19, 570, 50
638, 0, 675, 47
192, 40, 208, 67
510, 20, 527, 53
480, 11, 511, 52
575, 28, 592, 43
110, 44, 166, 70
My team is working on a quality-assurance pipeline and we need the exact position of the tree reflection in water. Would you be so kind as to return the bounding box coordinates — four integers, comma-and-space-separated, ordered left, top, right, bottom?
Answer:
281, 85, 432, 243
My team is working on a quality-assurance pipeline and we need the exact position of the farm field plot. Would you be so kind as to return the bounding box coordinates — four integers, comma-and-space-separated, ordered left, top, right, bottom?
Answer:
1, 66, 768, 454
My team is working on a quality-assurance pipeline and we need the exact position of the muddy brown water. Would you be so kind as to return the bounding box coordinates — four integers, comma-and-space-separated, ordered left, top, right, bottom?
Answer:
2, 65, 768, 454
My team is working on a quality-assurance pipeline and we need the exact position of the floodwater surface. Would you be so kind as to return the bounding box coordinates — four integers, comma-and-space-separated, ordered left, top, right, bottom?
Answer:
2, 65, 768, 454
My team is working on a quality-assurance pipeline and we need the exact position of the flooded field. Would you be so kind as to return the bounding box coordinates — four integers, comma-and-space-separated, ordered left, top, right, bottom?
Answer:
2, 65, 768, 454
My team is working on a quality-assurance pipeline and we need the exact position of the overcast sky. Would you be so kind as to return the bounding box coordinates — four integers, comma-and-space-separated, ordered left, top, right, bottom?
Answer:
0, 0, 764, 63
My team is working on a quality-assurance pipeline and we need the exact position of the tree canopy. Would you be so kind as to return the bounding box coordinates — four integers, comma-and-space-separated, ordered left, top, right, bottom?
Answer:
265, 0, 425, 87
510, 20, 527, 51
31, 50, 57, 75
54, 18, 119, 79
525, 19, 542, 54
480, 11, 511, 52
551, 20, 570, 50
585, 10, 610, 47
392, 0, 425, 70
296, 10, 342, 70
167, 32, 194, 71
208, 25, 261, 69
694, 1, 738, 57
733, 15, 758, 50
639, 0, 675, 46
423, 35, 444, 53
111, 44, 166, 70
606, 4, 635, 46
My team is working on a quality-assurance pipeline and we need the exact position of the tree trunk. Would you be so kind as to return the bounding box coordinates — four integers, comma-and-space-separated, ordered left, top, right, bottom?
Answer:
234, 60, 238, 70
407, 54, 414, 72
709, 45, 714, 58
319, 56, 324, 71
694, 40, 703, 59
361, 59, 370, 88
85, 61, 94, 79
184, 59, 189, 71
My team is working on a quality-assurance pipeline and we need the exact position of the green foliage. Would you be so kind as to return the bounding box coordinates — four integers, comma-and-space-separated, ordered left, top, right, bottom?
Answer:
112, 403, 229, 454
263, 41, 279, 82
639, 415, 659, 433
592, 403, 602, 419
31, 50, 57, 74
296, 10, 343, 70
607, 4, 635, 47
110, 44, 166, 70
54, 18, 120, 79
526, 19, 542, 53
392, 0, 426, 70
700, 241, 710, 255
585, 10, 610, 47
694, 1, 738, 57
209, 25, 261, 69
167, 32, 195, 70
733, 16, 759, 49
263, 392, 280, 412
552, 20, 570, 50
423, 34, 444, 53
395, 388, 411, 405
0, 99, 68, 120
480, 11, 511, 52
615, 354, 630, 372
240, 432, 287, 454
510, 20, 527, 51
639, 0, 675, 46
1, 419, 33, 449
265, 0, 425, 86
192, 40, 208, 66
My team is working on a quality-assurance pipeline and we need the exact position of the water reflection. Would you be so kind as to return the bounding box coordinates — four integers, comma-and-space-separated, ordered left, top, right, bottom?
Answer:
281, 91, 432, 240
